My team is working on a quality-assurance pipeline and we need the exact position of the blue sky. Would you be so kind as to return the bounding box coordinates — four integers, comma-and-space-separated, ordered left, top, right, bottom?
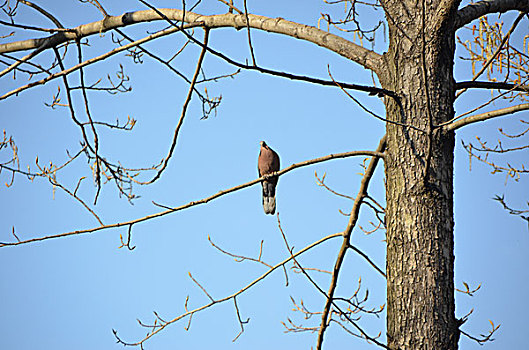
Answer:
0, 1, 527, 349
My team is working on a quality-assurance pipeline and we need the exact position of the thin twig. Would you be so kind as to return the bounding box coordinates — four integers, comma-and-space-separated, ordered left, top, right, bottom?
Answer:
35, 159, 104, 226
243, 0, 256, 66
315, 172, 355, 200
347, 244, 386, 278
328, 66, 423, 132
188, 272, 215, 302
276, 213, 386, 347
208, 235, 272, 268
19, 0, 64, 28
112, 28, 218, 115
217, 0, 242, 14
118, 225, 136, 250
232, 297, 249, 342
76, 40, 102, 204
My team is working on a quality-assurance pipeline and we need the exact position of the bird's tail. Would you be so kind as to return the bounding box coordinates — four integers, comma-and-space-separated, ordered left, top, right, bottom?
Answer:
263, 196, 276, 215
262, 181, 276, 215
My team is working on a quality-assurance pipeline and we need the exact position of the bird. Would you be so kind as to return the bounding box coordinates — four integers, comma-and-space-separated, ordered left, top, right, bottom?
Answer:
258, 141, 280, 215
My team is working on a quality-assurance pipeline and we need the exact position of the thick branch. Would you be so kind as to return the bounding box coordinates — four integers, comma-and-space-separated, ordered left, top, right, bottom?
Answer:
455, 81, 529, 93
455, 0, 529, 28
445, 103, 529, 131
0, 149, 384, 248
0, 8, 383, 73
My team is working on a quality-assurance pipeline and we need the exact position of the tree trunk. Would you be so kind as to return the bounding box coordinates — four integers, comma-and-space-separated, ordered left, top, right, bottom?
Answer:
380, 1, 460, 349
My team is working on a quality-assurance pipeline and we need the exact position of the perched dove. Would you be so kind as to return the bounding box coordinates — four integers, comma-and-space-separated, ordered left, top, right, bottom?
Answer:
258, 141, 280, 215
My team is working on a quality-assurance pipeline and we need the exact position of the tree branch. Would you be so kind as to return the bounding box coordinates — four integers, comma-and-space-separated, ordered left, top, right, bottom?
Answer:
444, 103, 529, 131
0, 149, 384, 248
0, 8, 383, 73
455, 81, 529, 93
316, 134, 387, 350
18, 0, 65, 28
0, 0, 67, 80
455, 11, 526, 99
455, 0, 529, 29
1, 17, 393, 100
276, 214, 386, 347
113, 232, 343, 348
348, 244, 386, 278
141, 28, 209, 184
0, 24, 185, 100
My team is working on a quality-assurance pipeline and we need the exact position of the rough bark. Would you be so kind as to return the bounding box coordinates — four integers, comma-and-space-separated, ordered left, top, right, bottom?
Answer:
380, 0, 459, 348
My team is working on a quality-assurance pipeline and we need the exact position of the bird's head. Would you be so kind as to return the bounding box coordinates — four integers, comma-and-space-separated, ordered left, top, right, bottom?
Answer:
260, 141, 267, 148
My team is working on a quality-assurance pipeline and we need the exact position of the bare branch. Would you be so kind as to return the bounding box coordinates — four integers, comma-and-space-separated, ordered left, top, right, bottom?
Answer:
208, 235, 272, 268
455, 81, 529, 93
113, 232, 343, 347
316, 135, 386, 350
455, 0, 529, 29
0, 0, 66, 79
39, 170, 104, 226
455, 12, 526, 99
315, 172, 355, 200
1, 24, 189, 100
18, 0, 64, 28
1, 149, 384, 248
460, 320, 501, 345
493, 194, 529, 223
112, 28, 220, 118
242, 0, 256, 66
1, 35, 392, 105
347, 244, 386, 278
328, 66, 417, 130
76, 40, 102, 204
0, 8, 384, 73
232, 297, 249, 342
444, 103, 529, 131
137, 3, 394, 98
462, 139, 528, 181
276, 214, 387, 348
0, 20, 73, 33
188, 272, 215, 302
118, 225, 136, 250
141, 28, 210, 185
500, 119, 529, 138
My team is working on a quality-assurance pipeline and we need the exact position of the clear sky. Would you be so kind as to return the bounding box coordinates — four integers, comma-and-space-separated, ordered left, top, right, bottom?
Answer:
0, 1, 527, 349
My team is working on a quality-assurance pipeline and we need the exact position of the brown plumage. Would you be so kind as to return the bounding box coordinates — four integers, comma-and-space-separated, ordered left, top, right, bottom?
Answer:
258, 141, 280, 215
